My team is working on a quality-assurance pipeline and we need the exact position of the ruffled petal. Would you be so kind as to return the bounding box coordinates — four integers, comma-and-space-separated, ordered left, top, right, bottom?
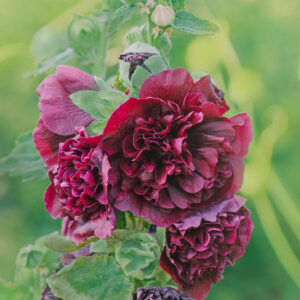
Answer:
114, 192, 188, 227
139, 68, 194, 105
174, 195, 246, 230
44, 184, 65, 218
230, 113, 253, 158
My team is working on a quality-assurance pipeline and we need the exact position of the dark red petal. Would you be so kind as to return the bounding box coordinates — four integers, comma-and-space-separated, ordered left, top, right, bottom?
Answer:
228, 157, 245, 195
181, 280, 211, 300
62, 217, 94, 245
139, 68, 194, 105
230, 113, 253, 158
192, 75, 229, 112
114, 193, 188, 227
159, 248, 183, 286
174, 195, 246, 230
92, 213, 116, 240
33, 119, 72, 170
44, 184, 65, 219
102, 98, 166, 155
37, 67, 96, 136
177, 172, 205, 194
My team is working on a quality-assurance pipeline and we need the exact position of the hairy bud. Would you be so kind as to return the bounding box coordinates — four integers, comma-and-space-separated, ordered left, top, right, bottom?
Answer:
151, 5, 175, 27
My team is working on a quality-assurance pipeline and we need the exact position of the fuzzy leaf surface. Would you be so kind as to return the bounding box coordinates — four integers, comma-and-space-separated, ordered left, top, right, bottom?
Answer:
47, 254, 133, 300
0, 132, 47, 181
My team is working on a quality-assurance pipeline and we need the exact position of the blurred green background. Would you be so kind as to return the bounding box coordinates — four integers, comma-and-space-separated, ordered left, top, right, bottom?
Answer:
0, 0, 299, 299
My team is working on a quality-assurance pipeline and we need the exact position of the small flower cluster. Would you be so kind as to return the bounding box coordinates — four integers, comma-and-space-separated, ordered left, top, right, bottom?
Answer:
34, 63, 253, 300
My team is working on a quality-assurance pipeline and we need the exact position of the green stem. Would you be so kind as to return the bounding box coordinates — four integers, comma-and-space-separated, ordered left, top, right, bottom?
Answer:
148, 13, 154, 46
93, 21, 110, 78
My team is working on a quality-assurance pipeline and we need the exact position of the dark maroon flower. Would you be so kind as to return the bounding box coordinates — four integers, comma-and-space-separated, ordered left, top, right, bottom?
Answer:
133, 286, 194, 300
160, 196, 253, 300
101, 69, 252, 227
41, 285, 62, 300
45, 128, 116, 244
33, 65, 97, 171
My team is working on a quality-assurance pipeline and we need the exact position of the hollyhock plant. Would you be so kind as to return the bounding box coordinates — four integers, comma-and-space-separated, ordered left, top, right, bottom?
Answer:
160, 196, 253, 300
44, 128, 116, 244
101, 68, 252, 227
33, 65, 97, 171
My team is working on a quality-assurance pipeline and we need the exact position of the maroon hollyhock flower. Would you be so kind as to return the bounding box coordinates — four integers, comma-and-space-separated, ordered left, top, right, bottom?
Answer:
159, 196, 253, 300
133, 286, 194, 300
102, 69, 252, 227
33, 65, 97, 171
45, 128, 116, 244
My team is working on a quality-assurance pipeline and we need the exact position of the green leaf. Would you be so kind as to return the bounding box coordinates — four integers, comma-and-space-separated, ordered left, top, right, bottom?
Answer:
43, 232, 83, 253
155, 227, 166, 250
94, 77, 127, 103
87, 119, 108, 135
27, 48, 75, 76
106, 4, 138, 37
125, 24, 149, 46
167, 0, 185, 11
0, 132, 47, 181
71, 90, 112, 120
131, 54, 167, 90
14, 237, 60, 297
90, 240, 108, 254
47, 254, 133, 300
115, 232, 161, 280
70, 79, 126, 122
173, 11, 218, 35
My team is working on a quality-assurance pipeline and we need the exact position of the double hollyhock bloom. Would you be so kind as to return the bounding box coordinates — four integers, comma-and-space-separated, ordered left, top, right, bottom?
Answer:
133, 286, 193, 300
33, 66, 116, 244
101, 68, 252, 227
159, 196, 253, 300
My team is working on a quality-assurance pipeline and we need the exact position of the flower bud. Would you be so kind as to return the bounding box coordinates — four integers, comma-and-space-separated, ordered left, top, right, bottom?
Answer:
67, 16, 100, 52
133, 286, 194, 300
151, 5, 175, 27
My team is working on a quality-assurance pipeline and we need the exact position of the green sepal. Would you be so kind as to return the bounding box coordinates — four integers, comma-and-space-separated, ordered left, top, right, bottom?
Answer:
125, 24, 149, 46
131, 54, 167, 90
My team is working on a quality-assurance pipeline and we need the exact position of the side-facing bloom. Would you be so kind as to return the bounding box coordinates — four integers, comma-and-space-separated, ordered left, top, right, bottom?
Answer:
160, 196, 253, 300
102, 68, 252, 227
33, 65, 97, 171
45, 128, 116, 244
133, 286, 194, 300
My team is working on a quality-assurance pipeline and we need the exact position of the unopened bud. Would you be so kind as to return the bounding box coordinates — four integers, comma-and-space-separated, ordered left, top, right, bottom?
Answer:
151, 5, 175, 27
133, 286, 194, 300
67, 16, 100, 52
